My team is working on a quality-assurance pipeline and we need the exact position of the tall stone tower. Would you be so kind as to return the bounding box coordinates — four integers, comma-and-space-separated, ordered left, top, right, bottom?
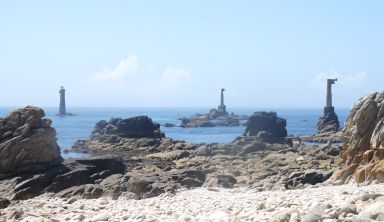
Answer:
58, 86, 66, 116
218, 88, 227, 114
317, 79, 340, 133
325, 78, 337, 112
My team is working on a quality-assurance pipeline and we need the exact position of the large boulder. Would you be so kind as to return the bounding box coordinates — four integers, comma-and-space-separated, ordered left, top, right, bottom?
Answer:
0, 106, 62, 175
92, 116, 164, 138
332, 92, 384, 184
243, 112, 287, 143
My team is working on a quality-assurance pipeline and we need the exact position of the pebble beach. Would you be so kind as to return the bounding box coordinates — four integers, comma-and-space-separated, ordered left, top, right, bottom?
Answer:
2, 183, 384, 222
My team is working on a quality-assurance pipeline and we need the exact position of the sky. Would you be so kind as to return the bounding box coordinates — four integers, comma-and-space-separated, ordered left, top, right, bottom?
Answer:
1, 1, 384, 108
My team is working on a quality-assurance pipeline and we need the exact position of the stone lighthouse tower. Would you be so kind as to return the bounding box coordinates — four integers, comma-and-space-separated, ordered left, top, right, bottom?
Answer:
58, 86, 66, 116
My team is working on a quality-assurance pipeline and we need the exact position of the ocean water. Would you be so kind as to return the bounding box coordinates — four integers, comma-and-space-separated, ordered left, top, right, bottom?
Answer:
0, 107, 349, 158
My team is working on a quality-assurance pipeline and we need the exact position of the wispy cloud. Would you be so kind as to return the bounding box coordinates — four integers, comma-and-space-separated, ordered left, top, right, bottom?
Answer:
88, 55, 139, 82
86, 55, 191, 96
312, 71, 367, 90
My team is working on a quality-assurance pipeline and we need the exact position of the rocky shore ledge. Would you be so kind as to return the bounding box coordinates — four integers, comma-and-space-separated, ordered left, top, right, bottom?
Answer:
1, 92, 384, 221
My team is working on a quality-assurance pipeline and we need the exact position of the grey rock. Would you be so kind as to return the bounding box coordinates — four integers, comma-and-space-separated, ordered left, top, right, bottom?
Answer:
193, 145, 213, 156
302, 203, 332, 222
92, 116, 164, 138
0, 106, 62, 175
0, 197, 10, 209
243, 112, 288, 144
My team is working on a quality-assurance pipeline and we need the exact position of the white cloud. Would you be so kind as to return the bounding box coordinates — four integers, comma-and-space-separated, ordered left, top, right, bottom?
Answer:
88, 55, 139, 82
312, 71, 367, 90
86, 55, 191, 97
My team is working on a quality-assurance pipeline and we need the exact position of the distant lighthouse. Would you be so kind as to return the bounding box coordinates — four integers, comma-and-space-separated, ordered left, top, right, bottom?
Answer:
57, 86, 75, 116
58, 86, 66, 115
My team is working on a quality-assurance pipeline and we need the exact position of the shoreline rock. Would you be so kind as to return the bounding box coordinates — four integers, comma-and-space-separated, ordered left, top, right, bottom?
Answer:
333, 92, 384, 184
0, 106, 62, 177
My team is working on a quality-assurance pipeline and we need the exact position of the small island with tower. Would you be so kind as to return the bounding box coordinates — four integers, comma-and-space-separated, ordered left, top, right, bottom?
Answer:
179, 88, 247, 127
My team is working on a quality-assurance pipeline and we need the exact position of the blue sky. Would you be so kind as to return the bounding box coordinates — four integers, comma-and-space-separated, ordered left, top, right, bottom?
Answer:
1, 1, 383, 108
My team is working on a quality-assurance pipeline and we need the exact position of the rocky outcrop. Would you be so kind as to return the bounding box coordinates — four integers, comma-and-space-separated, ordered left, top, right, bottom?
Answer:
180, 112, 244, 128
243, 112, 288, 144
0, 155, 126, 201
71, 116, 176, 154
179, 102, 250, 128
92, 116, 164, 139
0, 106, 62, 176
69, 110, 341, 194
332, 92, 384, 184
317, 107, 340, 133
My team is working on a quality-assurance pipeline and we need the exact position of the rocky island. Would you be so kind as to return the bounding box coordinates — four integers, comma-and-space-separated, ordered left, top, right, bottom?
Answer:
179, 89, 247, 127
0, 92, 384, 221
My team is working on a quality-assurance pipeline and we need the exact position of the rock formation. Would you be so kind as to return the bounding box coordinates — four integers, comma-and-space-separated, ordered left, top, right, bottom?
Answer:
0, 155, 126, 201
0, 106, 62, 175
71, 115, 183, 154
332, 92, 384, 184
243, 112, 288, 144
180, 89, 247, 127
92, 116, 164, 139
317, 79, 340, 133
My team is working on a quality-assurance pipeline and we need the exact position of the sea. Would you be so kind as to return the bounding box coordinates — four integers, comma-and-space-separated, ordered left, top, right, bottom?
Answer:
0, 107, 349, 158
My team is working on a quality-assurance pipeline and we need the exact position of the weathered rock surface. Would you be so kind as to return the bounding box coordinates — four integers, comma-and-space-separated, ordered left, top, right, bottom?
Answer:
0, 106, 62, 176
332, 92, 384, 184
0, 155, 126, 201
92, 116, 164, 139
243, 112, 288, 144
67, 111, 343, 195
301, 131, 342, 143
0, 197, 10, 209
317, 107, 340, 133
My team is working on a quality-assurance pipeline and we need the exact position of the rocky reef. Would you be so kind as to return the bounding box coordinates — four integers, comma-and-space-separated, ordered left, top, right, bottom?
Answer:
180, 109, 247, 127
0, 106, 62, 176
70, 111, 340, 196
333, 92, 384, 184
